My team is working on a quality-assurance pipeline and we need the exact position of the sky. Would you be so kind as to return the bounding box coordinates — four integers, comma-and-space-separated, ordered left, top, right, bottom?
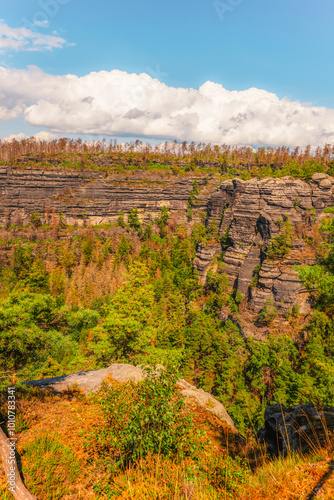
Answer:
0, 0, 333, 147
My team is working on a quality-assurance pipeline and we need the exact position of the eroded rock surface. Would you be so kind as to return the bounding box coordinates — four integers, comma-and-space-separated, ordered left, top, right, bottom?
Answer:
0, 167, 219, 227
199, 174, 334, 315
23, 363, 236, 431
258, 403, 334, 456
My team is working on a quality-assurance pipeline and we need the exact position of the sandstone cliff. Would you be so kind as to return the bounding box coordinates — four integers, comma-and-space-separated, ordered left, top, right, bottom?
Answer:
1, 165, 333, 317
0, 166, 218, 226
198, 173, 334, 316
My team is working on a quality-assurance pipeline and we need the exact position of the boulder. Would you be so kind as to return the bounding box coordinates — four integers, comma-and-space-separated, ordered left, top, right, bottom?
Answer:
258, 403, 334, 456
23, 363, 237, 432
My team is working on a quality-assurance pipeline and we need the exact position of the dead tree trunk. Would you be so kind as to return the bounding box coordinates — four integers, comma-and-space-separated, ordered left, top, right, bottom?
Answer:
0, 427, 37, 500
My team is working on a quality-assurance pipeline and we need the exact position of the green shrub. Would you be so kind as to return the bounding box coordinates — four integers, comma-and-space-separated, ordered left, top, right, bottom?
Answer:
257, 298, 277, 325
116, 210, 126, 228
156, 205, 169, 237
267, 216, 295, 259
250, 263, 261, 289
29, 212, 41, 228
93, 366, 204, 466
128, 208, 142, 235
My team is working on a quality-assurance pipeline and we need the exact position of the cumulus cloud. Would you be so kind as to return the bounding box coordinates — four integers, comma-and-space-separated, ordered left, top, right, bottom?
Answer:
0, 66, 333, 147
3, 131, 59, 142
0, 20, 67, 52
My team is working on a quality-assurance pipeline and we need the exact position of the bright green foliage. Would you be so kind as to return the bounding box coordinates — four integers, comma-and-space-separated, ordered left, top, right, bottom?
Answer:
116, 210, 126, 228
257, 298, 277, 325
93, 366, 204, 466
87, 262, 157, 362
204, 266, 229, 313
221, 227, 231, 254
267, 216, 295, 259
0, 292, 76, 374
280, 159, 326, 182
298, 208, 334, 313
114, 235, 133, 267
142, 223, 152, 240
2, 209, 334, 436
155, 205, 169, 237
128, 208, 142, 235
29, 212, 42, 228
250, 263, 261, 289
66, 308, 99, 342
187, 180, 200, 209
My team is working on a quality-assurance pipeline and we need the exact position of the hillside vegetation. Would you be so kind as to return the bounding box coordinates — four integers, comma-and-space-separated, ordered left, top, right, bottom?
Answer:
0, 142, 334, 498
1, 137, 334, 182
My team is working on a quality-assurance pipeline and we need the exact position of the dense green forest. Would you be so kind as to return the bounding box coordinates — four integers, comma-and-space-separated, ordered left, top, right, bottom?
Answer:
1, 199, 333, 435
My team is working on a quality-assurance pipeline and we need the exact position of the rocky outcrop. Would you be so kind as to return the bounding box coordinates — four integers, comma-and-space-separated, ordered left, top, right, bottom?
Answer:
0, 166, 219, 227
23, 363, 237, 431
258, 403, 334, 456
199, 174, 334, 315
2, 164, 334, 316
193, 242, 222, 283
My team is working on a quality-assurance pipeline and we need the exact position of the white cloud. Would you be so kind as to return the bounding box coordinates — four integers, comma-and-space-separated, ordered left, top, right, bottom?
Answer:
0, 66, 333, 147
2, 131, 59, 142
0, 20, 67, 52
34, 131, 59, 141
33, 20, 50, 29
3, 133, 27, 142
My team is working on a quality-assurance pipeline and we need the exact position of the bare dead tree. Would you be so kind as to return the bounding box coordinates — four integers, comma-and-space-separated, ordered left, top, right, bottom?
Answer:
0, 427, 37, 500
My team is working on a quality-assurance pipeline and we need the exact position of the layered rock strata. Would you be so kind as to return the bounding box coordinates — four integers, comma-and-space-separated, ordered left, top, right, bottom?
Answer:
201, 173, 334, 315
2, 165, 334, 316
0, 166, 218, 226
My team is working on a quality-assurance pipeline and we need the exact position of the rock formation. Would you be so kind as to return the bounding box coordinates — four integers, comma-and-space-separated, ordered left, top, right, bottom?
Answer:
1, 164, 334, 316
258, 403, 334, 456
201, 173, 334, 315
0, 166, 218, 227
23, 363, 237, 431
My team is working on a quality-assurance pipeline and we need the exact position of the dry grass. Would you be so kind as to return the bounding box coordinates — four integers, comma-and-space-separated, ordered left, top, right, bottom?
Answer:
0, 388, 333, 500
238, 451, 334, 499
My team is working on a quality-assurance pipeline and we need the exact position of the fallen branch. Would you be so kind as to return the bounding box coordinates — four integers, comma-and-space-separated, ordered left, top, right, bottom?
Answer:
0, 427, 37, 500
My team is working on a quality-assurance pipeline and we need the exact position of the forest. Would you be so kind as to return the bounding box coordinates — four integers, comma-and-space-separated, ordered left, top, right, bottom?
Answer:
0, 139, 334, 499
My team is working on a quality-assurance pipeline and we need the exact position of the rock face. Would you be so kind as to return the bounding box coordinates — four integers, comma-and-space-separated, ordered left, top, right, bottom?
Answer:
23, 363, 237, 431
2, 165, 334, 316
0, 166, 218, 227
193, 242, 222, 283
258, 403, 334, 456
201, 174, 334, 315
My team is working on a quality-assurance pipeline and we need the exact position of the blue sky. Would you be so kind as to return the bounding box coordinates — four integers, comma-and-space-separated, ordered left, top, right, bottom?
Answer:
0, 0, 333, 146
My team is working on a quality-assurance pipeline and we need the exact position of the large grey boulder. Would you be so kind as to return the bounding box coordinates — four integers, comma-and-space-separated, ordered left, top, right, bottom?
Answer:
258, 403, 334, 456
23, 363, 237, 431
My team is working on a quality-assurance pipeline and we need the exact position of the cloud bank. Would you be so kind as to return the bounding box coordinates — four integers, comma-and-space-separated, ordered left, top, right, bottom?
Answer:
0, 66, 333, 147
0, 20, 67, 52
3, 131, 59, 142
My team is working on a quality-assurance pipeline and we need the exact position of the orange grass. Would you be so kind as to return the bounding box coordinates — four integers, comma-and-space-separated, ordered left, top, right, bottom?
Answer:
0, 389, 333, 500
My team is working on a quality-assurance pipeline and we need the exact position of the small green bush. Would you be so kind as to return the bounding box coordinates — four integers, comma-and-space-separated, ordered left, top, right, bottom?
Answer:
116, 210, 126, 228
267, 216, 295, 259
257, 298, 277, 326
29, 212, 41, 228
93, 366, 204, 467
128, 208, 142, 235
